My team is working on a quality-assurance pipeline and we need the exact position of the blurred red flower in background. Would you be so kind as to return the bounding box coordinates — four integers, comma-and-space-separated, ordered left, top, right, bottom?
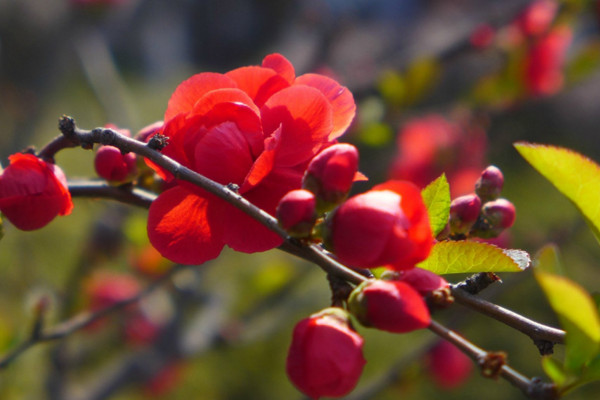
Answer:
389, 114, 487, 197
147, 53, 355, 265
0, 153, 73, 230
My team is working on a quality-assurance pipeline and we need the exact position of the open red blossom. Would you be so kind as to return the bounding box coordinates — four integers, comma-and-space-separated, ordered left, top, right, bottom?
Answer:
0, 153, 73, 231
146, 53, 355, 264
286, 308, 365, 399
326, 180, 432, 271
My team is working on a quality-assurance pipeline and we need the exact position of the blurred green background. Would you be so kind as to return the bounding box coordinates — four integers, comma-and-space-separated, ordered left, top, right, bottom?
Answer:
2, 0, 600, 399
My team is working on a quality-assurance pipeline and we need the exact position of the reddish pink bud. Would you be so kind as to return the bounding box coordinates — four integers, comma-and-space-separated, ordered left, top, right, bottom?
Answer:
286, 308, 365, 399
482, 198, 516, 229
326, 180, 432, 271
517, 0, 558, 37
397, 268, 449, 295
124, 312, 160, 346
348, 280, 431, 333
470, 24, 495, 50
276, 189, 317, 237
94, 145, 138, 183
428, 340, 473, 389
0, 153, 73, 230
85, 271, 140, 311
449, 194, 482, 235
303, 143, 361, 211
475, 165, 504, 201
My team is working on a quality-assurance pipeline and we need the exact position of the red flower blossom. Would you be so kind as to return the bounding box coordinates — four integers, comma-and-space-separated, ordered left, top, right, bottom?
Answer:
0, 153, 73, 230
516, 0, 558, 37
427, 340, 473, 389
326, 180, 432, 271
286, 308, 365, 399
146, 53, 355, 264
389, 115, 487, 197
524, 26, 572, 96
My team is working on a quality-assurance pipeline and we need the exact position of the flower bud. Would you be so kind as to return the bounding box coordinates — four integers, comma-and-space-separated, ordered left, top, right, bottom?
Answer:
286, 308, 365, 399
473, 198, 516, 238
276, 189, 317, 238
135, 121, 164, 143
449, 194, 481, 235
94, 145, 138, 183
397, 267, 448, 295
348, 280, 431, 333
475, 165, 504, 202
427, 340, 473, 389
325, 181, 432, 271
303, 144, 361, 212
0, 153, 73, 230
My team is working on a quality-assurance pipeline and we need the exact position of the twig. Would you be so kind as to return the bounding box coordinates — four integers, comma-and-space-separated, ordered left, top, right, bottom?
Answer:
450, 285, 565, 354
68, 180, 157, 208
0, 265, 189, 369
428, 319, 558, 400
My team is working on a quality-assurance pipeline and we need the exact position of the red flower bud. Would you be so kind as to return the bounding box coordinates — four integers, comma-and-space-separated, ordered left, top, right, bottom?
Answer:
348, 280, 431, 333
427, 340, 473, 389
0, 153, 73, 230
276, 189, 317, 237
516, 0, 558, 37
397, 267, 448, 295
449, 194, 482, 235
326, 180, 432, 270
94, 145, 138, 183
473, 198, 516, 238
475, 165, 504, 201
286, 308, 365, 399
303, 144, 361, 212
85, 271, 140, 311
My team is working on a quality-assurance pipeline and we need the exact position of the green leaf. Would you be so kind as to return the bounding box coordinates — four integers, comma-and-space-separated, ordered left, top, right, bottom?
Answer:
542, 356, 569, 387
535, 271, 600, 372
417, 241, 530, 274
534, 244, 564, 276
421, 174, 451, 237
515, 142, 600, 243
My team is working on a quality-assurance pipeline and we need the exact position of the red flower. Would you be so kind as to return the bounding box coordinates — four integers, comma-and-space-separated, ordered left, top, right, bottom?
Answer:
286, 308, 365, 399
326, 180, 432, 271
349, 280, 431, 333
524, 26, 572, 96
0, 153, 73, 230
428, 340, 473, 389
389, 115, 487, 197
146, 53, 355, 264
516, 0, 558, 37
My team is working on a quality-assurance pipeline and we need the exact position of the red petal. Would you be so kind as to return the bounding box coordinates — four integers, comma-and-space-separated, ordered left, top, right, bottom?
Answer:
147, 187, 225, 265
295, 74, 356, 140
261, 85, 333, 167
164, 73, 237, 121
221, 166, 303, 252
193, 122, 254, 186
226, 66, 290, 108
241, 125, 282, 192
262, 53, 296, 84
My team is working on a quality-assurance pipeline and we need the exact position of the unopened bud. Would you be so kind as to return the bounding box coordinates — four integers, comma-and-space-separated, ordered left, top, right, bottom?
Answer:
276, 189, 317, 238
475, 166, 504, 202
94, 145, 138, 183
449, 194, 481, 235
472, 198, 516, 238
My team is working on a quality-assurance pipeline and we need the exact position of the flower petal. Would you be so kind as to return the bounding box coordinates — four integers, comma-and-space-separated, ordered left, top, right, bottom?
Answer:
194, 121, 254, 186
165, 73, 237, 121
241, 125, 282, 192
147, 186, 225, 265
221, 166, 303, 253
226, 66, 290, 108
295, 74, 356, 140
261, 85, 333, 167
262, 53, 296, 84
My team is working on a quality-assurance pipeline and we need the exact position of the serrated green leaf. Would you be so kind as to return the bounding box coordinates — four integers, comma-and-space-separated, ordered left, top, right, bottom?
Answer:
417, 241, 530, 274
534, 244, 564, 275
536, 271, 600, 372
515, 142, 600, 243
421, 174, 451, 237
542, 356, 569, 387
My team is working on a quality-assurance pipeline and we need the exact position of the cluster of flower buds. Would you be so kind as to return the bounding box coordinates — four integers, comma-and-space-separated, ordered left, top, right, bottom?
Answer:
447, 165, 516, 239
94, 125, 138, 184
276, 143, 362, 239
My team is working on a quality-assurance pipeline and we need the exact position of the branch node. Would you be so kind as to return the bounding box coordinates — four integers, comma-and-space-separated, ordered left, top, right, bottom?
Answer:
527, 377, 558, 400
147, 134, 169, 151
533, 339, 555, 356
478, 351, 507, 379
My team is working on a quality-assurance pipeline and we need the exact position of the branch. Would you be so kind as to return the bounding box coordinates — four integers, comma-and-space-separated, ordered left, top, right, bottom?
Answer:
57, 116, 369, 286
428, 319, 558, 400
68, 180, 157, 208
0, 265, 190, 369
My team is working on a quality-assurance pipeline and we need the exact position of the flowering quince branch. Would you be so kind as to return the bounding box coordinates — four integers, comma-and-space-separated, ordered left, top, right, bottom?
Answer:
68, 180, 156, 208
